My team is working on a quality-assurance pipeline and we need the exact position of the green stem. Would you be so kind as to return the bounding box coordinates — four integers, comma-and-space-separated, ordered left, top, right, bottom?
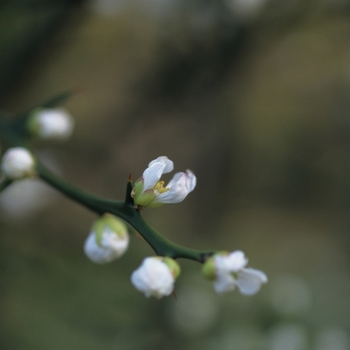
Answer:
37, 162, 123, 215
36, 162, 214, 262
0, 92, 215, 262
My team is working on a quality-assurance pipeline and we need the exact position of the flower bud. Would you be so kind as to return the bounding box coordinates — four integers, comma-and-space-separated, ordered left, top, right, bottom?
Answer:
131, 256, 181, 298
84, 214, 129, 264
1, 147, 36, 179
202, 255, 217, 281
27, 107, 74, 141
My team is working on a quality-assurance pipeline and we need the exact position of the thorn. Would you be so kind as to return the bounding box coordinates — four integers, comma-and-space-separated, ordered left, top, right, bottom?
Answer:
172, 290, 177, 300
128, 173, 132, 182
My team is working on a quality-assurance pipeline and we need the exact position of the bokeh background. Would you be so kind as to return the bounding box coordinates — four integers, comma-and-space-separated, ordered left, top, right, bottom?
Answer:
1, 0, 350, 349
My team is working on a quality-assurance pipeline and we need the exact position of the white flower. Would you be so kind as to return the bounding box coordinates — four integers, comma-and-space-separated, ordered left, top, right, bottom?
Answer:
1, 147, 36, 179
131, 256, 180, 298
28, 107, 74, 141
203, 250, 267, 295
84, 214, 129, 264
131, 156, 196, 207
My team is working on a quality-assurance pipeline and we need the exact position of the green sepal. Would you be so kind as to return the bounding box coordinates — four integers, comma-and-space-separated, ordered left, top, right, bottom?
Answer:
161, 257, 181, 279
92, 217, 105, 247
148, 201, 164, 208
26, 108, 43, 137
202, 256, 216, 281
134, 189, 156, 207
132, 179, 143, 199
104, 214, 127, 238
202, 251, 230, 280
92, 214, 128, 246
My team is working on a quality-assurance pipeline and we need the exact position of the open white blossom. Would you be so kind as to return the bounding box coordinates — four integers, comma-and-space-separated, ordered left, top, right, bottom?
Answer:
1, 147, 36, 179
131, 156, 196, 207
203, 250, 267, 295
28, 107, 74, 141
84, 214, 129, 264
131, 257, 180, 298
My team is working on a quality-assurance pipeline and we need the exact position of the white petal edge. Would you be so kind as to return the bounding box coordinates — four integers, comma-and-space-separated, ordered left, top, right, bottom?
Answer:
214, 272, 236, 294
226, 251, 248, 271
185, 170, 197, 192
236, 268, 268, 295
214, 251, 247, 274
142, 162, 167, 191
148, 156, 174, 174
153, 171, 196, 204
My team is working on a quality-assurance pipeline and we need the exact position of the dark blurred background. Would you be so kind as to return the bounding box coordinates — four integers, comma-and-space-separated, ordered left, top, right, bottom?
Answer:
1, 0, 350, 349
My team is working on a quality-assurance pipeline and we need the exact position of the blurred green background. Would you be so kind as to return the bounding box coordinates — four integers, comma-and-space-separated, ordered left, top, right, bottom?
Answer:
1, 0, 350, 349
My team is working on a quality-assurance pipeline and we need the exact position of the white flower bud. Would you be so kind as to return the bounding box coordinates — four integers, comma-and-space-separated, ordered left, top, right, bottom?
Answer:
131, 257, 180, 299
28, 108, 74, 141
84, 214, 129, 264
1, 147, 36, 179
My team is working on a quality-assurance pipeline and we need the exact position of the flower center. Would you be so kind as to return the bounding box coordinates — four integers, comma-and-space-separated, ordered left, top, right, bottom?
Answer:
153, 181, 169, 195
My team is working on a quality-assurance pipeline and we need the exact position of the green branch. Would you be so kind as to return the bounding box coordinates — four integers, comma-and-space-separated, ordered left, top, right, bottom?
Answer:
0, 90, 215, 263
37, 162, 214, 262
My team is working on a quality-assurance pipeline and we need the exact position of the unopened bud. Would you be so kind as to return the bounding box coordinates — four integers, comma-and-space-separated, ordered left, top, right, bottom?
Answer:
131, 256, 181, 299
84, 214, 129, 264
27, 107, 74, 141
1, 147, 36, 179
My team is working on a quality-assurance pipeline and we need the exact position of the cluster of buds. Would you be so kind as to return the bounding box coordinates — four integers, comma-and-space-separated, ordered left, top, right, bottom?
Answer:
129, 250, 267, 299
0, 96, 268, 301
1, 107, 75, 181
84, 214, 129, 264
83, 214, 179, 299
84, 156, 267, 299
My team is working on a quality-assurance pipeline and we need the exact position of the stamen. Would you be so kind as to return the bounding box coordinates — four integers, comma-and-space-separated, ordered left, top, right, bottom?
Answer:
153, 181, 169, 195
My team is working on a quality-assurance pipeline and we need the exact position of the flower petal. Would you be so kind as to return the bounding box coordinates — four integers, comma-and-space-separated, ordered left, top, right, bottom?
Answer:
213, 272, 236, 294
226, 251, 248, 271
84, 227, 129, 264
148, 156, 174, 174
34, 108, 74, 140
236, 268, 268, 295
142, 162, 167, 190
152, 171, 196, 204
214, 251, 247, 273
185, 170, 197, 192
131, 257, 175, 298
